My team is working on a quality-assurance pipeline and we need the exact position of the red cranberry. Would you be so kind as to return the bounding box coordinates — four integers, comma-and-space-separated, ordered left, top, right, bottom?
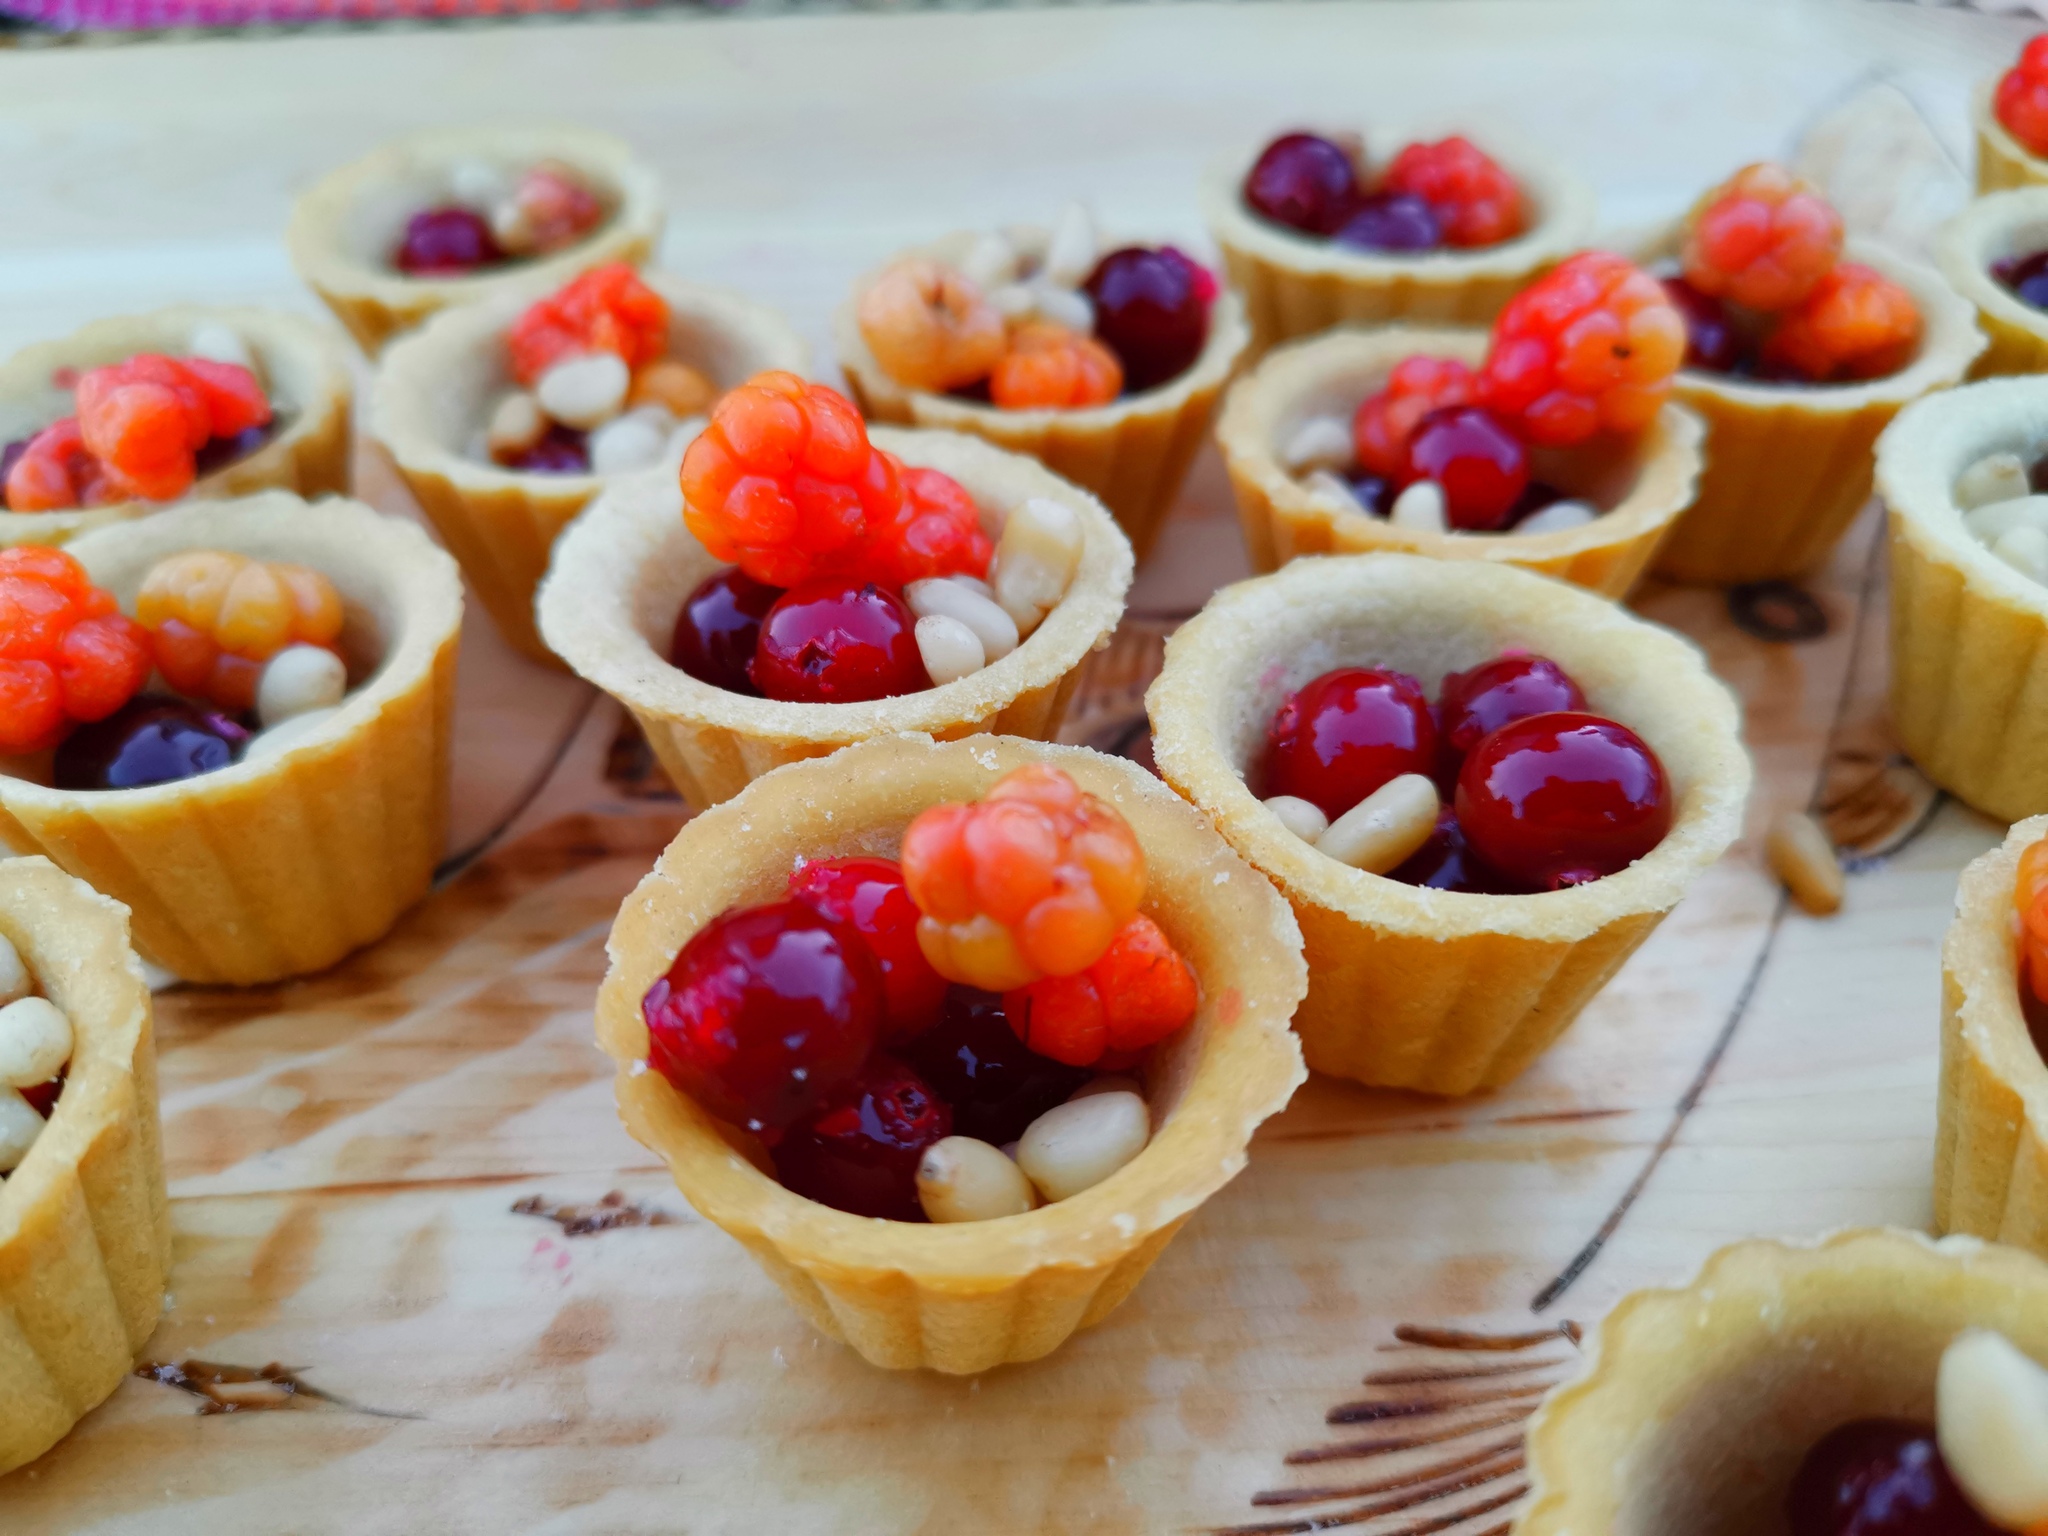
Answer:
1083, 246, 1212, 394
1436, 654, 1588, 785
787, 856, 946, 1040
1661, 275, 1748, 374
1993, 249, 2048, 310
1262, 667, 1437, 821
18, 1067, 63, 1119
1403, 406, 1530, 532
1786, 1420, 1999, 1536
641, 899, 883, 1137
394, 206, 503, 276
1244, 132, 1360, 236
1334, 193, 1442, 253
1387, 806, 1510, 893
750, 579, 930, 705
1455, 712, 1672, 891
772, 1054, 952, 1221
53, 696, 248, 792
899, 986, 1090, 1144
509, 424, 590, 475
670, 567, 781, 695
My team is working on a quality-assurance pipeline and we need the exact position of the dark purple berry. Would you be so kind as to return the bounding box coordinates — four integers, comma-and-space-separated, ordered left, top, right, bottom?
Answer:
1083, 246, 1212, 394
53, 695, 248, 791
1993, 249, 2048, 311
1661, 275, 1748, 374
899, 986, 1090, 1145
670, 567, 781, 695
1244, 133, 1360, 236
193, 423, 275, 479
1334, 193, 1442, 253
394, 206, 503, 276
508, 425, 590, 475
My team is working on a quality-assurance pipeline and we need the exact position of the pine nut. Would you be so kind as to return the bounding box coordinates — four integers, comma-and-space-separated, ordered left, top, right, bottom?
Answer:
490, 197, 541, 257
1069, 1075, 1142, 1103
1993, 525, 2048, 584
537, 353, 629, 431
1766, 809, 1843, 915
1016, 1090, 1149, 1202
915, 613, 987, 685
1315, 773, 1439, 874
589, 412, 668, 476
1263, 793, 1330, 843
917, 1135, 1038, 1222
959, 232, 1019, 290
1281, 417, 1355, 475
1965, 495, 2048, 543
247, 705, 341, 761
1937, 1330, 2048, 1527
448, 158, 512, 211
991, 496, 1082, 635
256, 645, 347, 729
1390, 479, 1448, 533
904, 578, 1019, 661
1515, 499, 1598, 534
1957, 451, 2032, 512
187, 321, 254, 372
0, 1086, 41, 1173
0, 997, 69, 1091
1032, 284, 1094, 335
487, 391, 548, 462
989, 283, 1036, 320
1043, 202, 1098, 289
0, 935, 29, 1010
1303, 469, 1375, 518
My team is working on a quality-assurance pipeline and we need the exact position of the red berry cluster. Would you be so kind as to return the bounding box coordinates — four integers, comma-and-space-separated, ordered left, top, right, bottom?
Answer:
507, 262, 670, 388
1262, 652, 1672, 893
0, 548, 152, 756
1997, 35, 2048, 160
1243, 131, 1525, 253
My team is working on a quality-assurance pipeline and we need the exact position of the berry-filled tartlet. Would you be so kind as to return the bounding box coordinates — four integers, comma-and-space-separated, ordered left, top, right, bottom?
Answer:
1936, 818, 2048, 1258
1147, 553, 1748, 1094
595, 734, 1306, 1373
287, 124, 664, 356
0, 494, 462, 985
1937, 189, 2048, 381
1877, 376, 2048, 824
1646, 162, 1982, 584
1978, 36, 2048, 194
1516, 1231, 2048, 1536
1214, 255, 1705, 594
0, 856, 166, 1477
1202, 127, 1595, 350
832, 205, 1250, 557
0, 306, 353, 548
373, 263, 807, 664
540, 372, 1132, 809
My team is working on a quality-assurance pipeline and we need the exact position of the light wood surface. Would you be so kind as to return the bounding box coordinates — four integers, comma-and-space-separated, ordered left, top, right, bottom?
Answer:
0, 2, 2039, 1530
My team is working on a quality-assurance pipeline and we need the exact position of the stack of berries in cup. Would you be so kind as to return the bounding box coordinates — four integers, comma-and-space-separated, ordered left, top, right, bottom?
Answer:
857, 204, 1218, 409
1658, 163, 1922, 384
1242, 131, 1526, 254
392, 158, 606, 278
1985, 45, 2048, 310
671, 371, 1083, 703
640, 764, 1199, 1223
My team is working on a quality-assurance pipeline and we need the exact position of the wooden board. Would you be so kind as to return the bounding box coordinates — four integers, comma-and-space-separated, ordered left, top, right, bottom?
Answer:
0, 3, 2038, 1530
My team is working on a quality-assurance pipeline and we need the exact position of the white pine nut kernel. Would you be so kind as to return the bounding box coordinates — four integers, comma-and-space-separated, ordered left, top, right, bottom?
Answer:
1033, 284, 1094, 335
1515, 499, 1599, 534
917, 1135, 1038, 1222
949, 574, 995, 600
1937, 1330, 2048, 1528
1263, 794, 1330, 843
1302, 469, 1374, 518
187, 321, 254, 372
0, 935, 29, 1009
588, 412, 668, 476
0, 1086, 41, 1174
959, 232, 1019, 290
1765, 810, 1843, 915
915, 613, 987, 686
448, 158, 512, 211
487, 391, 548, 461
537, 353, 630, 431
247, 705, 341, 761
1069, 1075, 1142, 1103
490, 197, 541, 257
1016, 1090, 1149, 1203
256, 645, 347, 729
1315, 773, 1440, 874
1043, 201, 1098, 289
1965, 495, 2048, 543
992, 497, 1083, 632
904, 578, 1019, 662
0, 997, 68, 1090
989, 283, 1037, 320
1280, 417, 1355, 475
1390, 479, 1448, 533
1957, 451, 2032, 512
1993, 525, 2048, 584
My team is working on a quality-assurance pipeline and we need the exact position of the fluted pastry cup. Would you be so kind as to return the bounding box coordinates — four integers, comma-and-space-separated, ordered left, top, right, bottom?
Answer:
372, 271, 808, 664
1936, 188, 2048, 380
0, 493, 463, 985
1515, 1229, 2048, 1535
538, 429, 1133, 809
287, 123, 664, 356
1214, 323, 1703, 591
0, 857, 167, 1476
834, 226, 1249, 561
1878, 375, 2048, 822
595, 732, 1307, 1374
1147, 553, 1750, 1096
0, 305, 353, 549
1976, 76, 2048, 195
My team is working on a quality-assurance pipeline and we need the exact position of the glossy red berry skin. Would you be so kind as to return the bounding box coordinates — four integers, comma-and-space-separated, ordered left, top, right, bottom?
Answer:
1262, 667, 1437, 821
1785, 1419, 1998, 1536
670, 567, 782, 695
771, 1054, 952, 1221
788, 856, 947, 1041
1402, 406, 1530, 532
899, 986, 1090, 1145
1435, 655, 1588, 785
1660, 275, 1748, 374
1244, 133, 1360, 236
1455, 712, 1672, 891
749, 579, 931, 704
2000, 36, 2048, 159
394, 207, 503, 276
641, 899, 883, 1137
1083, 247, 1212, 394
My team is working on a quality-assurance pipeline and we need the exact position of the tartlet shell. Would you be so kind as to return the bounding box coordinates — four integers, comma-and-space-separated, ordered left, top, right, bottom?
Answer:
537, 428, 1133, 809
1935, 187, 2048, 380
1146, 553, 1750, 1095
0, 494, 463, 985
1976, 76, 2048, 195
1213, 323, 1703, 593
595, 732, 1307, 1374
0, 305, 353, 548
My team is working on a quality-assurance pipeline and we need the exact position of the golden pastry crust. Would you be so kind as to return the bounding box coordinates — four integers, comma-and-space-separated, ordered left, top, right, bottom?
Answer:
0, 857, 167, 1476
1515, 1229, 2048, 1536
0, 493, 463, 985
0, 305, 353, 548
1877, 376, 2048, 823
1146, 553, 1750, 1095
537, 428, 1133, 809
1937, 188, 2048, 380
595, 732, 1307, 1374
1652, 239, 1984, 584
1199, 132, 1595, 350
372, 271, 809, 664
833, 227, 1250, 560
1976, 76, 2048, 195
286, 124, 664, 356
1213, 323, 1703, 592
1936, 817, 2048, 1258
